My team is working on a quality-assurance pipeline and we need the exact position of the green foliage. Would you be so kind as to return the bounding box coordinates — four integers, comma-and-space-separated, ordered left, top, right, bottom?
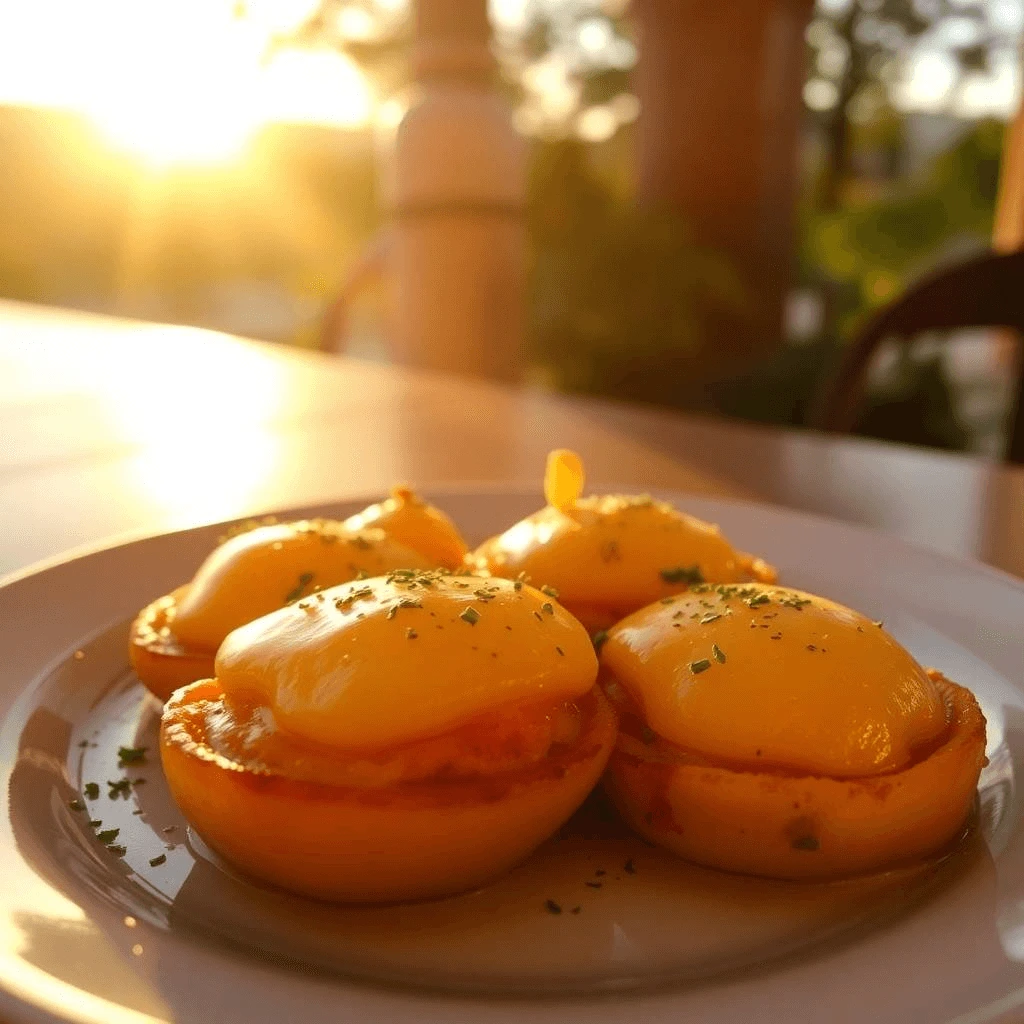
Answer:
809, 119, 1001, 296
526, 140, 744, 403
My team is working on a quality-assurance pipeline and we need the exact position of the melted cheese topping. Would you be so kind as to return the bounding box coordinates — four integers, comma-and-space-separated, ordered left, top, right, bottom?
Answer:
343, 487, 468, 569
215, 572, 598, 749
602, 585, 948, 778
544, 449, 586, 510
172, 520, 432, 650
468, 494, 775, 610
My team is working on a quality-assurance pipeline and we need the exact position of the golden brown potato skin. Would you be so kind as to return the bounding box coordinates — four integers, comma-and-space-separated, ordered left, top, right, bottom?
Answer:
161, 682, 618, 903
129, 590, 215, 702
603, 673, 987, 880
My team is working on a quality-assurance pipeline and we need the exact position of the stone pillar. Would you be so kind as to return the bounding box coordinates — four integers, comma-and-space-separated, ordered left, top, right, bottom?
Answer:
389, 0, 527, 382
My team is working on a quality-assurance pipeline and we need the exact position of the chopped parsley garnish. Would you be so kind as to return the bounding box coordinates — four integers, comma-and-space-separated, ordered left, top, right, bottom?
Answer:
117, 746, 147, 766
83, 783, 100, 800
544, 899, 562, 915
68, 799, 85, 812
108, 845, 127, 857
712, 644, 726, 664
406, 628, 418, 640
107, 779, 132, 800
746, 593, 771, 608
660, 565, 704, 585
513, 580, 523, 591
284, 572, 315, 604
700, 613, 721, 625
540, 585, 559, 599
149, 854, 167, 867
541, 602, 554, 615
690, 658, 712, 674
459, 607, 480, 626
97, 828, 120, 845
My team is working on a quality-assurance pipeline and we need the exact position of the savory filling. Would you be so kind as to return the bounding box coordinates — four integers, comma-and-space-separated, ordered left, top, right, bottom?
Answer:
164, 683, 589, 789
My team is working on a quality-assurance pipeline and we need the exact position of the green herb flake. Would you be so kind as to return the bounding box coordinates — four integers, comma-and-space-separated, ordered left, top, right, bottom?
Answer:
89, 819, 102, 827
700, 613, 721, 625
117, 746, 147, 766
97, 828, 120, 845
107, 779, 132, 800
689, 658, 712, 674
541, 602, 554, 615
712, 643, 726, 664
149, 854, 167, 867
555, 645, 565, 656
83, 783, 100, 800
284, 572, 315, 604
660, 565, 704, 585
746, 593, 771, 608
540, 585, 560, 599
459, 607, 480, 626
591, 630, 609, 652
406, 628, 418, 640
513, 580, 523, 591
68, 799, 85, 812
108, 845, 127, 857
544, 899, 562, 915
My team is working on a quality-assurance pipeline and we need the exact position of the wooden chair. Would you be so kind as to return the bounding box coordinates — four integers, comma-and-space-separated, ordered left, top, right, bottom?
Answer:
809, 248, 1024, 463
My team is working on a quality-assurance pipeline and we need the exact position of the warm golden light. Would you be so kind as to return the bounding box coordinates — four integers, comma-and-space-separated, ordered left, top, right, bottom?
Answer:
0, 0, 375, 169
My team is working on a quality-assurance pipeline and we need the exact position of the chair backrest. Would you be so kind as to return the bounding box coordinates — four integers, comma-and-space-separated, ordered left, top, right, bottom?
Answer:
809, 249, 1024, 464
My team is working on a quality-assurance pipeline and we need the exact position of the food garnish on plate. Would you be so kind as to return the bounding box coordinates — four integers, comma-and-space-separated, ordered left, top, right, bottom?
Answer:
466, 449, 777, 632
599, 583, 987, 879
160, 570, 617, 902
130, 489, 467, 701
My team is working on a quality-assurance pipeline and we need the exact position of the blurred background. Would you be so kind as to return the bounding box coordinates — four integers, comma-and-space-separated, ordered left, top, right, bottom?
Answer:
1, 0, 1022, 456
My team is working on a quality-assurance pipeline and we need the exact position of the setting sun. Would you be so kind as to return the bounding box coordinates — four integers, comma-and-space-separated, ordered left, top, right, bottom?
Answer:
0, 0, 375, 168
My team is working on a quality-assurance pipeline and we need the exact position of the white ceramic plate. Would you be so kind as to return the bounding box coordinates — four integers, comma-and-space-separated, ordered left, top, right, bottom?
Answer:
1, 487, 1023, 1024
